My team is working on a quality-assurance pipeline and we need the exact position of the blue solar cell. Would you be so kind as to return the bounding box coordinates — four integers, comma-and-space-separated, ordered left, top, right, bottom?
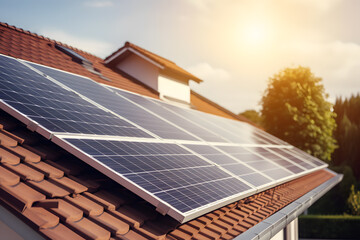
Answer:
65, 138, 252, 213
263, 168, 292, 180
154, 101, 261, 144
290, 148, 326, 167
154, 177, 251, 213
0, 55, 150, 137
28, 63, 198, 141
116, 90, 228, 142
251, 147, 306, 174
222, 163, 255, 175
240, 173, 272, 187
183, 144, 238, 165
216, 146, 262, 162
270, 148, 314, 170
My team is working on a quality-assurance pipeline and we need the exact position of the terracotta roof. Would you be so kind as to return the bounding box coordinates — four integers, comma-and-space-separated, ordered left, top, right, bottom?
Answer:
105, 42, 202, 83
0, 111, 335, 240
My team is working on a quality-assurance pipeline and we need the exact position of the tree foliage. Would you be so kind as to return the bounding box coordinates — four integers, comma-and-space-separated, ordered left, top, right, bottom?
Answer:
261, 66, 337, 161
347, 185, 360, 215
332, 94, 360, 178
238, 109, 263, 127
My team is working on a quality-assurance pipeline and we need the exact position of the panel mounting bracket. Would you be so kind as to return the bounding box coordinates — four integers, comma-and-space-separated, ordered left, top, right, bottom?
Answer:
27, 121, 38, 132
156, 202, 170, 216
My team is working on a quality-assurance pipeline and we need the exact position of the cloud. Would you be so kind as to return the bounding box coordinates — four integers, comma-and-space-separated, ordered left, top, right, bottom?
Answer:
187, 62, 231, 82
84, 0, 113, 8
39, 29, 115, 58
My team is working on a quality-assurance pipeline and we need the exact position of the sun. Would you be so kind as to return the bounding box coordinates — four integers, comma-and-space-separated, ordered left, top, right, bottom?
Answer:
242, 22, 268, 46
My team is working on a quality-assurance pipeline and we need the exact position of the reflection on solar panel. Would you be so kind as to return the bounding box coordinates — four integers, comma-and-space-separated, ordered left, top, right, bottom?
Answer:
0, 54, 328, 223
0, 55, 150, 138
65, 138, 252, 213
28, 63, 198, 141
113, 89, 228, 143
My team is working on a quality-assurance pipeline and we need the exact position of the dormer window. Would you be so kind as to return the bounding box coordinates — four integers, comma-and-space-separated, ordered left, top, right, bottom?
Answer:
104, 42, 202, 106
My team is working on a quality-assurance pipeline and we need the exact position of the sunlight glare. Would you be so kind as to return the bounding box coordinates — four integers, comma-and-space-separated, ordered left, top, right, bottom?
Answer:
243, 23, 268, 45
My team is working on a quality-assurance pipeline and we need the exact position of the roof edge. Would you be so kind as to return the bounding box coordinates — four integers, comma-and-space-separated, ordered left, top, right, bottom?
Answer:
191, 90, 259, 125
0, 22, 99, 58
234, 169, 343, 240
105, 41, 203, 83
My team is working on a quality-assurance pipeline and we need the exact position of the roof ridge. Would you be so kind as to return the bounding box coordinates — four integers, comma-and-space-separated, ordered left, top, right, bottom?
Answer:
125, 41, 176, 64
0, 22, 96, 58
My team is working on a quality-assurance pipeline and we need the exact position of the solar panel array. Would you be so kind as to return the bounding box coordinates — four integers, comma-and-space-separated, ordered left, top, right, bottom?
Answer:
0, 54, 328, 223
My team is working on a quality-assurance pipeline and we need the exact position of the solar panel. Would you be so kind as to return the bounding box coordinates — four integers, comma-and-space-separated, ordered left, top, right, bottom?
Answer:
0, 54, 329, 223
0, 55, 150, 138
27, 63, 198, 141
63, 138, 252, 213
112, 88, 229, 143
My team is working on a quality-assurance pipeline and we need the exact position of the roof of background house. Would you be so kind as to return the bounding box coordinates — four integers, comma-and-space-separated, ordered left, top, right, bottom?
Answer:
105, 41, 203, 83
0, 22, 340, 240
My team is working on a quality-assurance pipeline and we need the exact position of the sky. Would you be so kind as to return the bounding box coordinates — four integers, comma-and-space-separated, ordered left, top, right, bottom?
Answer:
1, 0, 360, 113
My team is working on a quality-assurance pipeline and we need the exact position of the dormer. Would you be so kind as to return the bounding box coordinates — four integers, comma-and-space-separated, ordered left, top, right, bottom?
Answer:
104, 42, 202, 106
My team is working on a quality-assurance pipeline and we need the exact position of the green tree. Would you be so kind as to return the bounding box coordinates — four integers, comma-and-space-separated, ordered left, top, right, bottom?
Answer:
347, 185, 360, 215
333, 94, 360, 179
261, 66, 337, 161
239, 109, 263, 127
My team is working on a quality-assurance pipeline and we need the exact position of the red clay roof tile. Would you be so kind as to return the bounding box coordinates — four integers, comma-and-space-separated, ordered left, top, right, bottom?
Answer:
27, 179, 70, 198
40, 199, 83, 223
83, 191, 120, 211
0, 132, 19, 147
69, 175, 101, 193
0, 147, 21, 165
28, 161, 64, 178
88, 211, 129, 236
49, 176, 88, 194
0, 182, 46, 209
0, 165, 20, 186
4, 163, 44, 181
65, 194, 104, 216
120, 229, 150, 240
8, 145, 41, 163
40, 223, 86, 240
23, 207, 60, 229
67, 217, 111, 240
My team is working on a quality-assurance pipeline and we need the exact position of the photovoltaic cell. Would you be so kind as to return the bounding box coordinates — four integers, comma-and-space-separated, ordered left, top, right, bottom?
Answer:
251, 147, 305, 174
154, 100, 262, 144
67, 139, 211, 174
270, 148, 315, 170
183, 144, 238, 165
0, 55, 150, 137
65, 138, 251, 213
155, 177, 251, 213
28, 63, 198, 141
114, 89, 228, 142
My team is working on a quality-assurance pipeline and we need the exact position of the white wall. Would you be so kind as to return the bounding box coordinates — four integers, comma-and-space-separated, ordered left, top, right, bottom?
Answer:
270, 218, 298, 240
285, 218, 298, 240
158, 75, 191, 103
116, 53, 159, 90
271, 229, 284, 240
